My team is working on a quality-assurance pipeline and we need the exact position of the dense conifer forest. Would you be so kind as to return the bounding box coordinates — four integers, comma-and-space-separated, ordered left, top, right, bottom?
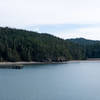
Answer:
68, 38, 100, 58
0, 27, 99, 62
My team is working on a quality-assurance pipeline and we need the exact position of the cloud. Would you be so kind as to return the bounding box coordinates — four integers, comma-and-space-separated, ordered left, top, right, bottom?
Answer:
1, 0, 100, 40
25, 24, 100, 40
55, 26, 100, 40
1, 0, 100, 27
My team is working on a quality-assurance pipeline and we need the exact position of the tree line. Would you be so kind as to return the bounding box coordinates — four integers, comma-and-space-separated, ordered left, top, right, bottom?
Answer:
0, 27, 98, 62
67, 38, 100, 59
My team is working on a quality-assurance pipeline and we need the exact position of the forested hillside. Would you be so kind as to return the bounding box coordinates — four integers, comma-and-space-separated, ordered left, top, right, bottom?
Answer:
67, 38, 100, 58
1, 27, 100, 62
0, 27, 86, 62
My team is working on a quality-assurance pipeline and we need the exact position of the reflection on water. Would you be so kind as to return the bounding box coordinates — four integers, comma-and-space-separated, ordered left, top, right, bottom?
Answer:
0, 61, 100, 100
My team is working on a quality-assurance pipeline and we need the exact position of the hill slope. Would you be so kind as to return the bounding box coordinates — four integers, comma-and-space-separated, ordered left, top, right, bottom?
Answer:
0, 27, 86, 62
67, 38, 100, 58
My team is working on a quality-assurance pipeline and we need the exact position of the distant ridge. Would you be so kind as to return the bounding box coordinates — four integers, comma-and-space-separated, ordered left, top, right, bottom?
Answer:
0, 27, 86, 62
67, 38, 100, 58
67, 38, 100, 45
0, 27, 100, 62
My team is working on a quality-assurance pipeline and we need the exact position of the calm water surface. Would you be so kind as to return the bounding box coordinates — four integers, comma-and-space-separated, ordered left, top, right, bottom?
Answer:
0, 61, 100, 100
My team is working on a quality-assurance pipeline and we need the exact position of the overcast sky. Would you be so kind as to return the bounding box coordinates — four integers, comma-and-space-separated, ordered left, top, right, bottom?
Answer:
0, 0, 100, 40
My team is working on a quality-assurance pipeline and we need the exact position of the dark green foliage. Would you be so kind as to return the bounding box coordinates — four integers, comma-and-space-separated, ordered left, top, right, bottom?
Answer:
0, 27, 74, 62
1, 27, 98, 62
67, 38, 100, 59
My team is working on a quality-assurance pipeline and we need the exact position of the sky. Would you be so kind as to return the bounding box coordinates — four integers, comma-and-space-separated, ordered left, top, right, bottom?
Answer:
0, 0, 100, 40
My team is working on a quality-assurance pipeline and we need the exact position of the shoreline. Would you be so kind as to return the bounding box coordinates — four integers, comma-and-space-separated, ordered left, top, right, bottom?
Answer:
0, 61, 68, 66
0, 62, 43, 66
0, 59, 100, 66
